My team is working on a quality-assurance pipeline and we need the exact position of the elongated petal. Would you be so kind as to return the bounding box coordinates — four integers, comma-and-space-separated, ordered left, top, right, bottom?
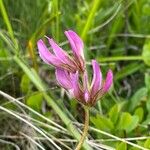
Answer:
37, 39, 62, 66
55, 68, 72, 89
84, 91, 90, 102
83, 71, 88, 90
83, 71, 90, 102
103, 70, 113, 92
71, 72, 82, 99
90, 60, 102, 95
64, 30, 84, 59
48, 38, 72, 64
37, 39, 52, 64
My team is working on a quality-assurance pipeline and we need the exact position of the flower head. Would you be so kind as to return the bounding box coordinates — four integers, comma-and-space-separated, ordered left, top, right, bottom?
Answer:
37, 30, 85, 73
37, 30, 113, 107
55, 60, 113, 106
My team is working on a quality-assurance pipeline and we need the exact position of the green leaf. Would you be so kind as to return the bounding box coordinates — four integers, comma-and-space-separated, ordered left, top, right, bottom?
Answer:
26, 92, 43, 111
144, 139, 150, 148
108, 104, 119, 124
20, 74, 31, 93
142, 113, 150, 125
134, 107, 144, 122
116, 142, 127, 150
128, 87, 148, 112
143, 4, 150, 15
91, 114, 114, 132
117, 112, 139, 132
126, 115, 139, 133
117, 112, 132, 130
142, 40, 150, 66
145, 73, 150, 91
146, 97, 150, 113
145, 73, 150, 113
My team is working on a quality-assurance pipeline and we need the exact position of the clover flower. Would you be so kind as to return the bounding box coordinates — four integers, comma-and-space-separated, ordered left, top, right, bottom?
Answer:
37, 30, 85, 73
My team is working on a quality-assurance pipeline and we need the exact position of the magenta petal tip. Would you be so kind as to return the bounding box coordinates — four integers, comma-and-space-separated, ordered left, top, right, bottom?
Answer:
90, 60, 102, 95
37, 39, 52, 64
103, 69, 113, 92
55, 68, 72, 89
64, 30, 84, 59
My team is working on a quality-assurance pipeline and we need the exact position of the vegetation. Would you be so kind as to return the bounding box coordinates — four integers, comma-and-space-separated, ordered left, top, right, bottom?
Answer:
0, 0, 150, 149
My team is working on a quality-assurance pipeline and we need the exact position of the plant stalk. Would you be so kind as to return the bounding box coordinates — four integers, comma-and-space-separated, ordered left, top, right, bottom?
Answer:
75, 106, 90, 150
98, 56, 143, 62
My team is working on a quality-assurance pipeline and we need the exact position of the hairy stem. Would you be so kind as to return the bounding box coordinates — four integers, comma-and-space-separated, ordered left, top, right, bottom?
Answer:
75, 106, 89, 150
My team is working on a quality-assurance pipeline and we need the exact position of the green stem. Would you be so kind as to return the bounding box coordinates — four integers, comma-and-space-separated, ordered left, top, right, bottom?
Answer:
0, 0, 14, 40
98, 56, 143, 62
81, 0, 101, 41
75, 106, 90, 150
0, 0, 18, 52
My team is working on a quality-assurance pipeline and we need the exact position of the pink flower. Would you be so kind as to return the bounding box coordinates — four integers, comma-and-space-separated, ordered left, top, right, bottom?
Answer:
37, 30, 113, 107
37, 30, 85, 73
56, 60, 113, 106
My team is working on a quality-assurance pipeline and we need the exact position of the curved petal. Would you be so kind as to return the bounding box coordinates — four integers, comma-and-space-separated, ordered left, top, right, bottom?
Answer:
103, 69, 113, 92
37, 39, 62, 66
71, 71, 82, 99
48, 38, 72, 64
37, 39, 53, 64
83, 71, 88, 90
55, 68, 72, 89
90, 60, 102, 95
64, 30, 84, 59
83, 71, 90, 102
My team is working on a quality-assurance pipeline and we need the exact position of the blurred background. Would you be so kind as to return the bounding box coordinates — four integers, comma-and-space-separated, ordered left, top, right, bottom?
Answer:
0, 0, 150, 149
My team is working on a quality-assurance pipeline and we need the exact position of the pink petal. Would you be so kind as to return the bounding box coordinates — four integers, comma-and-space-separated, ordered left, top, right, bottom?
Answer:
103, 69, 113, 92
55, 68, 72, 89
64, 30, 84, 59
90, 60, 102, 95
83, 71, 90, 102
71, 72, 82, 99
84, 91, 90, 102
37, 39, 52, 64
47, 38, 72, 64
37, 39, 62, 66
83, 71, 88, 90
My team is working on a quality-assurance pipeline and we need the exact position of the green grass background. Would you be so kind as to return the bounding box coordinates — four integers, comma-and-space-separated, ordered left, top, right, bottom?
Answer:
0, 0, 150, 149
